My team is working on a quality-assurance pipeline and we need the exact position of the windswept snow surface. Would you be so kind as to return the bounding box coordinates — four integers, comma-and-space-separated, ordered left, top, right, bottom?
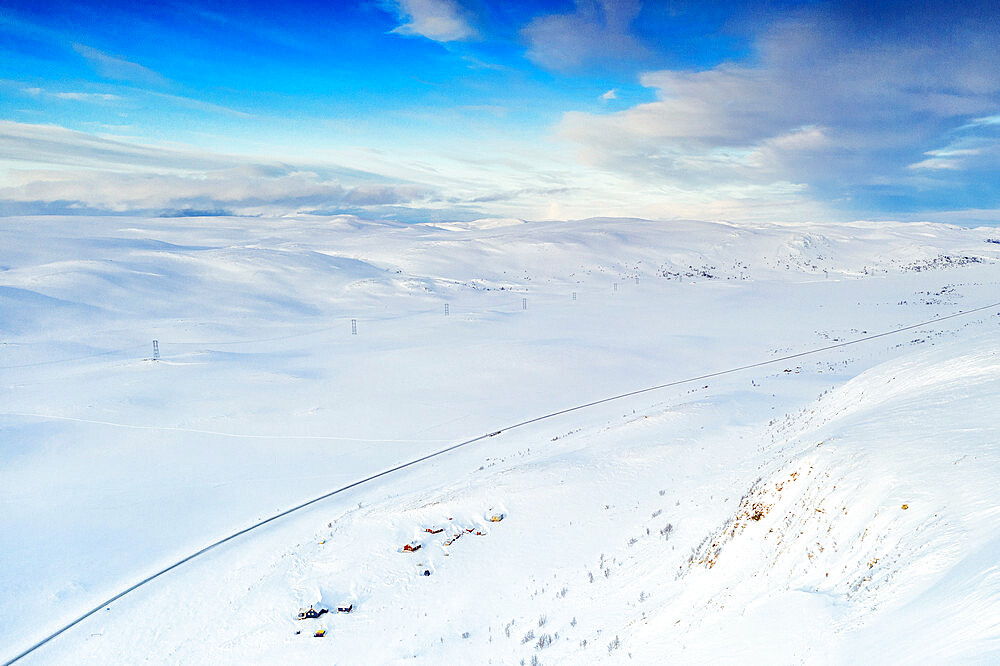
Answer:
2, 214, 1000, 664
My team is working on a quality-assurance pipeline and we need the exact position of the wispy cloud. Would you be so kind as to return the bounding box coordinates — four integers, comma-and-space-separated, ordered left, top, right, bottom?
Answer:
20, 81, 248, 118
72, 44, 171, 87
389, 0, 478, 43
908, 127, 1000, 174
956, 115, 1000, 132
144, 90, 252, 118
23, 87, 121, 103
522, 0, 647, 72
0, 121, 234, 171
909, 148, 982, 171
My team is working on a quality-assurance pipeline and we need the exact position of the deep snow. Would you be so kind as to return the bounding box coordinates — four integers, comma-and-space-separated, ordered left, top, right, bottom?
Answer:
2, 214, 999, 664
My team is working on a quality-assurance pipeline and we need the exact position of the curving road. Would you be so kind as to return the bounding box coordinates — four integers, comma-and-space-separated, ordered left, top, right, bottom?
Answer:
5, 300, 999, 666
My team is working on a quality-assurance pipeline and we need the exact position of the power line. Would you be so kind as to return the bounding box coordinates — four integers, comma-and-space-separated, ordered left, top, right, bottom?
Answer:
0, 344, 147, 370
500, 300, 1000, 431
4, 300, 998, 666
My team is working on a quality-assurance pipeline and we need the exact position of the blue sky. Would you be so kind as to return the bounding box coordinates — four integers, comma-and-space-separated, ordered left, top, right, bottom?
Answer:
1, 0, 998, 223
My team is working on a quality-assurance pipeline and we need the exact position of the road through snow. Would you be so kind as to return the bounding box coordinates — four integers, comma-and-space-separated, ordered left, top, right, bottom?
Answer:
6, 299, 998, 666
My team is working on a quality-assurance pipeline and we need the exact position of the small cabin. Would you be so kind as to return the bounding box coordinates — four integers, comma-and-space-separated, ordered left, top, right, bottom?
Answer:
298, 605, 328, 620
402, 543, 422, 553
337, 603, 353, 613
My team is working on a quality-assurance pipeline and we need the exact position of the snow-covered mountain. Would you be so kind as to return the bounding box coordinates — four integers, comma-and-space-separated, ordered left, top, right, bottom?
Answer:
2, 214, 999, 664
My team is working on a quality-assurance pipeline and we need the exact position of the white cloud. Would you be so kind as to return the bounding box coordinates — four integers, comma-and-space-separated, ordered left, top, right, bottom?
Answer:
522, 0, 646, 71
601, 89, 616, 101
909, 147, 984, 171
53, 91, 120, 102
908, 158, 962, 171
0, 117, 842, 222
0, 167, 430, 214
389, 0, 477, 43
0, 122, 434, 216
959, 115, 1000, 130
557, 7, 1000, 210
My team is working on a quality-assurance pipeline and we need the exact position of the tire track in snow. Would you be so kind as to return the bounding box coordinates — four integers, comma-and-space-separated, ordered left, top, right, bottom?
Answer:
4, 300, 999, 666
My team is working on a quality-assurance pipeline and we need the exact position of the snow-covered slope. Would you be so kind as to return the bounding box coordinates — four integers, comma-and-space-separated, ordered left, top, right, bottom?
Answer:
2, 214, 999, 664
655, 336, 1000, 663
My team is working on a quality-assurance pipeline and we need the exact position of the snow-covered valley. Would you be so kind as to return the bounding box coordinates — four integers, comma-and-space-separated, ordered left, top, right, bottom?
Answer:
2, 215, 1000, 664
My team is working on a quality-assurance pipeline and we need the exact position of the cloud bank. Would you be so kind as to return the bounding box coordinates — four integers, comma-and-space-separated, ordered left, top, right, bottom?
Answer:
3, 1, 999, 224
558, 2, 1000, 214
0, 122, 434, 217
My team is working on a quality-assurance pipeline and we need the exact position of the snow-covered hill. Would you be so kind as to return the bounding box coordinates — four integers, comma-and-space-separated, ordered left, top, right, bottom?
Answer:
2, 215, 999, 664
661, 337, 1000, 663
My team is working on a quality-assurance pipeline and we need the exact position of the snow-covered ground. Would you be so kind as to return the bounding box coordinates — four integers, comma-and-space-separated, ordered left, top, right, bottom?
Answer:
2, 214, 999, 664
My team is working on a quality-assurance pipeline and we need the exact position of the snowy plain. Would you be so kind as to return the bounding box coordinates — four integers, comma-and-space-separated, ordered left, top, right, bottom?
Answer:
2, 214, 1000, 664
